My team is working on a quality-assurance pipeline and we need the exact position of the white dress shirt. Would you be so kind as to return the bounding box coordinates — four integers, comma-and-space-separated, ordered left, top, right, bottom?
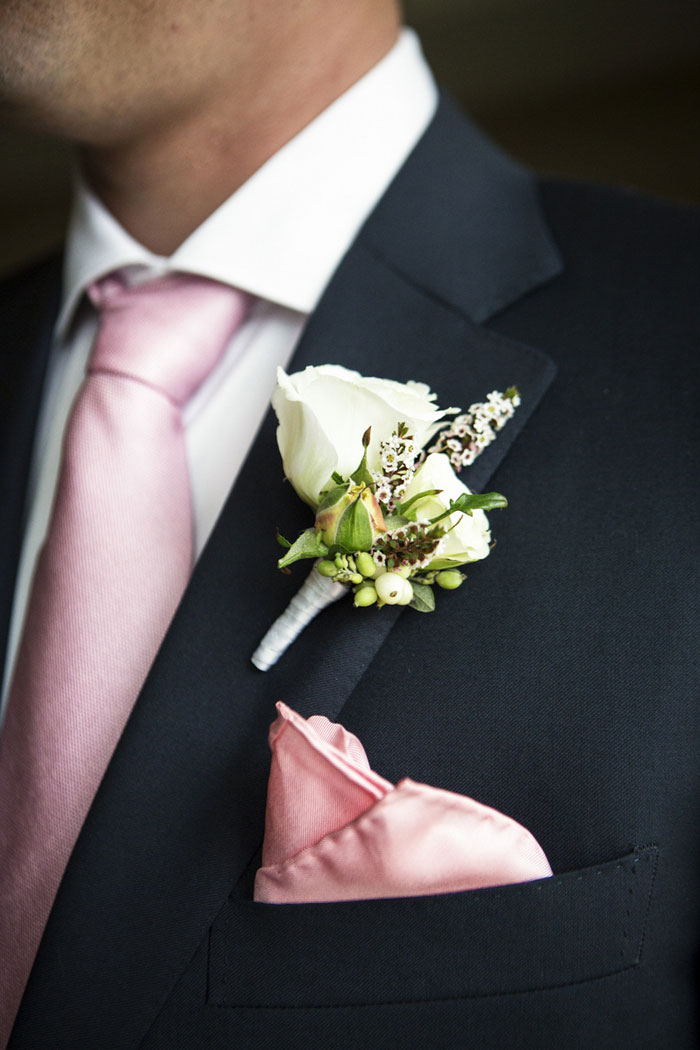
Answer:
1, 28, 438, 715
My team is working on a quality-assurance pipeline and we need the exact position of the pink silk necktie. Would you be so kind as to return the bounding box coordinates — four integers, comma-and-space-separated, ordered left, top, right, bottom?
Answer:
0, 271, 250, 1045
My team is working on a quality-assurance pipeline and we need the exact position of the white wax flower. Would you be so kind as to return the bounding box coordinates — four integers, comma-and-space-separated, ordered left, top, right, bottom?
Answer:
401, 453, 491, 567
272, 365, 456, 508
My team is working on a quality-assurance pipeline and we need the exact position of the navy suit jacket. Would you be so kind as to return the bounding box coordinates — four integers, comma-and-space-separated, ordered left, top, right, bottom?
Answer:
1, 95, 699, 1049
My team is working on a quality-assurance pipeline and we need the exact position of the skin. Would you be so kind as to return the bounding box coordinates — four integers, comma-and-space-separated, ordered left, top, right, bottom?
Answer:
0, 0, 401, 254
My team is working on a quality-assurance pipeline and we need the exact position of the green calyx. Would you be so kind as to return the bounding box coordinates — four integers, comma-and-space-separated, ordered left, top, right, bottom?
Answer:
315, 481, 386, 553
334, 493, 373, 552
349, 426, 375, 488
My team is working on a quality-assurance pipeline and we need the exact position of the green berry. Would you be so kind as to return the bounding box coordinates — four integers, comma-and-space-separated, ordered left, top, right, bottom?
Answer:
353, 583, 378, 607
355, 552, 376, 577
317, 560, 337, 578
436, 570, 464, 590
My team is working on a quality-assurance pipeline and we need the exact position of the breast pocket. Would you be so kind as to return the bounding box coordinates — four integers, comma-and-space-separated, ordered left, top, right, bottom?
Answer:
207, 846, 657, 1008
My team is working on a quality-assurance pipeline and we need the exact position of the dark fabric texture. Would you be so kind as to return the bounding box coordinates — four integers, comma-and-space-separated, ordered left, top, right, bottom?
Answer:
1, 93, 699, 1049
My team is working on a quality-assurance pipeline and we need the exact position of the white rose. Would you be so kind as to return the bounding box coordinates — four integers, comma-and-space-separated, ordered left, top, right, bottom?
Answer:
401, 452, 491, 566
271, 365, 456, 508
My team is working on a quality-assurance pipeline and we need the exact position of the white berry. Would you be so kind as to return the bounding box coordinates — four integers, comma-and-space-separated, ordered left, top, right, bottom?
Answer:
375, 572, 407, 605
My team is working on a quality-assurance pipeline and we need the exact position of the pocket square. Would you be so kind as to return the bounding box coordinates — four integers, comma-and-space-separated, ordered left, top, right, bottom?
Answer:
254, 703, 552, 903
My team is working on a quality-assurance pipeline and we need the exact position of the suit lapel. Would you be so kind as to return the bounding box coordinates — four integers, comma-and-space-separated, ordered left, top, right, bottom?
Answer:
10, 99, 561, 1049
0, 257, 61, 671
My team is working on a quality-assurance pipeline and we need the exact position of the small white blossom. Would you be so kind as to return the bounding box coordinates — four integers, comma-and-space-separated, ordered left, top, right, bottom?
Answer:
427, 388, 519, 472
375, 482, 392, 505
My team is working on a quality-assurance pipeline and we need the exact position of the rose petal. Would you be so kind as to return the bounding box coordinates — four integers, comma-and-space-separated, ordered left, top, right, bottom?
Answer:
401, 453, 491, 563
272, 366, 457, 505
271, 369, 338, 507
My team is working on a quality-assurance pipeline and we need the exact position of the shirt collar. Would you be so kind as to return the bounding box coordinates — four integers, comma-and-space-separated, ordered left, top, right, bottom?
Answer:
57, 28, 438, 340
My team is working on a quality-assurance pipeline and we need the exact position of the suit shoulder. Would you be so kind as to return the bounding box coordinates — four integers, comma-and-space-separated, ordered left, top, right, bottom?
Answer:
537, 176, 700, 280
490, 174, 699, 384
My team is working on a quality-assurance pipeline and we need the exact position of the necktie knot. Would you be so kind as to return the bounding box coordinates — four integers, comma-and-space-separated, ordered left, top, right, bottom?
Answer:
88, 271, 251, 405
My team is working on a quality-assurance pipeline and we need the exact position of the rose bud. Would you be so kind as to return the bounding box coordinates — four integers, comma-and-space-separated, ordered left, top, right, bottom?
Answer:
315, 483, 386, 553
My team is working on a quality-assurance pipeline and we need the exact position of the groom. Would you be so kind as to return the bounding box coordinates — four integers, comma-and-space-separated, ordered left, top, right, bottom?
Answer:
1, 0, 698, 1047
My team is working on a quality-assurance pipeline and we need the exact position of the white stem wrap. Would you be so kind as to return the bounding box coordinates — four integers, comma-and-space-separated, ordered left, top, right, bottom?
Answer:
251, 566, 348, 671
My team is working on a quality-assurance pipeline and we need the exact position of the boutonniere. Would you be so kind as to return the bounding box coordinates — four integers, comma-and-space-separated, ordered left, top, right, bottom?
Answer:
252, 365, 519, 670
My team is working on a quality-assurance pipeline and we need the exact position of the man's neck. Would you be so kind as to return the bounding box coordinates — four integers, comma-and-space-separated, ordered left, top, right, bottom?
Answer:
79, 17, 401, 257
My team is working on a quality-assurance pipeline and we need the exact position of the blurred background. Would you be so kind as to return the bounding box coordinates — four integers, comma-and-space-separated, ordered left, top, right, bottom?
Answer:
1, 0, 699, 277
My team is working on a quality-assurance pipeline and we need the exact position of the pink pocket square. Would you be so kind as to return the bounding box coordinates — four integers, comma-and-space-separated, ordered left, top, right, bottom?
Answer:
254, 703, 552, 903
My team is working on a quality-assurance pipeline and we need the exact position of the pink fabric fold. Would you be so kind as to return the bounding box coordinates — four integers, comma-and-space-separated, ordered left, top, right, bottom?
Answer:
254, 703, 552, 903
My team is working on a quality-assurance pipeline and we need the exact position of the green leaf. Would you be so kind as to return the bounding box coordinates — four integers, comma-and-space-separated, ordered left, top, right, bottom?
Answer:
277, 528, 329, 570
276, 531, 292, 549
425, 556, 466, 571
409, 581, 436, 613
316, 482, 350, 514
396, 489, 442, 517
428, 491, 508, 525
382, 513, 409, 531
335, 496, 373, 553
331, 471, 345, 485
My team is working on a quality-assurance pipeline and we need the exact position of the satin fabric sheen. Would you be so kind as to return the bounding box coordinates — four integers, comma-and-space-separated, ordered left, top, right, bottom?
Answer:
254, 703, 552, 903
0, 272, 250, 1047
